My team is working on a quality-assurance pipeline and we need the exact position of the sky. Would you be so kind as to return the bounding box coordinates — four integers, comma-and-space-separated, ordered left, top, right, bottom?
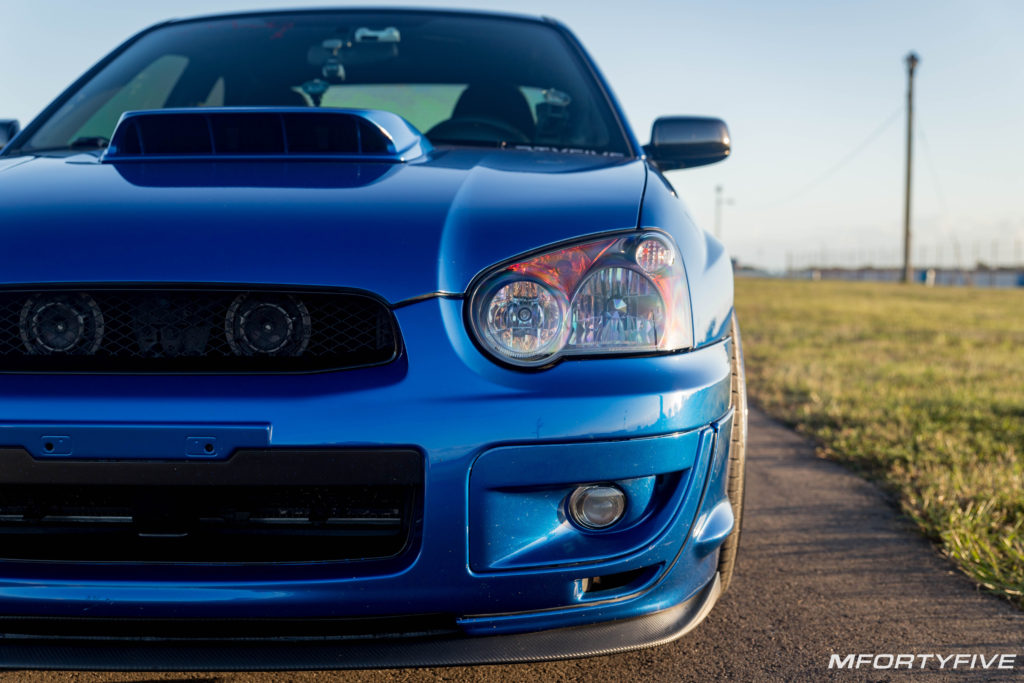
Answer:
2, 0, 1023, 271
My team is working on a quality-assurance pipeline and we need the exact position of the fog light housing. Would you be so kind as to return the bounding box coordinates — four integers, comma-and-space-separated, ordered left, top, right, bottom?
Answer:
568, 485, 626, 530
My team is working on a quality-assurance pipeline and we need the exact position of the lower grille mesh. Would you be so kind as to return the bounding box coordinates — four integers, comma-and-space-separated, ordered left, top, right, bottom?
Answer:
0, 484, 415, 563
0, 448, 423, 563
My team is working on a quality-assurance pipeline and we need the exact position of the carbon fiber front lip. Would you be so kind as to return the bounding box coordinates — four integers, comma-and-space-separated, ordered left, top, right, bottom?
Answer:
0, 574, 720, 671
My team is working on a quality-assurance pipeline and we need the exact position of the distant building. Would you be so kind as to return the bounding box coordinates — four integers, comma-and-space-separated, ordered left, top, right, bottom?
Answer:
789, 266, 1024, 288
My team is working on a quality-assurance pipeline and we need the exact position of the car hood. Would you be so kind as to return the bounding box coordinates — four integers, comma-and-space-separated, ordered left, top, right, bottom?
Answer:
0, 150, 645, 302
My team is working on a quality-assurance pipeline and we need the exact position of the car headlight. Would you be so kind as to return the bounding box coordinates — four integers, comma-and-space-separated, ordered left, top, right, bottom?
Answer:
468, 232, 692, 367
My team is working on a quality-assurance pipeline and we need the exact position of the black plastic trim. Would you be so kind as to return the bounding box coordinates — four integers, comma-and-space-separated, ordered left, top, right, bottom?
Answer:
0, 574, 720, 671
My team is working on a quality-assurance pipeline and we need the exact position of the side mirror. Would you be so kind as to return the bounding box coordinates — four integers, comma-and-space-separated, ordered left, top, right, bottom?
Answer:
644, 116, 730, 171
0, 119, 20, 147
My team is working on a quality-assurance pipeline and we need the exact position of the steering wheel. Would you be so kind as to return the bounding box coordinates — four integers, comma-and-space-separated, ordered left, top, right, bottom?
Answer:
427, 116, 531, 145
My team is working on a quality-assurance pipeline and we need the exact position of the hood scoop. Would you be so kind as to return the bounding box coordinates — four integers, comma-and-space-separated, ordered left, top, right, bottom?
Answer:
102, 107, 431, 163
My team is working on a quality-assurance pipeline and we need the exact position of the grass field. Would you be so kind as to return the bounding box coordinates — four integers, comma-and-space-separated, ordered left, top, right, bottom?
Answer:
734, 278, 1024, 607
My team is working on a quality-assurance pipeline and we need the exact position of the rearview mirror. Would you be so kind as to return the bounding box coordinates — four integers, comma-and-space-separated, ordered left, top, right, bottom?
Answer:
0, 119, 20, 147
644, 116, 730, 171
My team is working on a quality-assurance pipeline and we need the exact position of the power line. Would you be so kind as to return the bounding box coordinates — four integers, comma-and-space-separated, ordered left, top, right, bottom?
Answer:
917, 122, 948, 216
757, 105, 904, 209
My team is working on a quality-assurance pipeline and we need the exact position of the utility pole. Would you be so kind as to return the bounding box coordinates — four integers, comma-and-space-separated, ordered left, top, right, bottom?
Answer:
714, 185, 734, 241
902, 52, 919, 283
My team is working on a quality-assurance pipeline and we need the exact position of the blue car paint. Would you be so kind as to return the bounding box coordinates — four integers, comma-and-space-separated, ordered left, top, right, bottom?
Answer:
459, 409, 735, 636
641, 171, 736, 347
0, 298, 732, 622
0, 153, 645, 304
0, 7, 740, 659
470, 430, 704, 570
0, 422, 269, 460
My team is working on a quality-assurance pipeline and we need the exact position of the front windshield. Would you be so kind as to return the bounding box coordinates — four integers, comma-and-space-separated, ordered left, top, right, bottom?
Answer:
19, 11, 631, 156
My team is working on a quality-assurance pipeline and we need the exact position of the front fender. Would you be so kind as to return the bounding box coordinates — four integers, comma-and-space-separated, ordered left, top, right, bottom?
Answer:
639, 167, 734, 347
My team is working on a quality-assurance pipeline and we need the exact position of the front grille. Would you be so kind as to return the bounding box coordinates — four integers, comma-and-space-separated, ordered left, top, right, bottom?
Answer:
0, 448, 422, 563
0, 287, 399, 373
0, 484, 414, 563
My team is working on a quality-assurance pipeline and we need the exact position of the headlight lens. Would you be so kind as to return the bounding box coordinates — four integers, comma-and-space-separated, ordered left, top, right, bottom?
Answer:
468, 232, 692, 367
481, 279, 566, 360
568, 266, 664, 352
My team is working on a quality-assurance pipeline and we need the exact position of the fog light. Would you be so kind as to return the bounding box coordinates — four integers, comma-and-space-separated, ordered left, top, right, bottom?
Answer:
568, 485, 626, 530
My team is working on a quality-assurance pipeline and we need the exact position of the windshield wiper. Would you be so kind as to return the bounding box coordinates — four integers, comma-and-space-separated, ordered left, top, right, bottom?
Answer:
431, 137, 622, 157
428, 137, 506, 149
69, 136, 109, 150
15, 136, 111, 156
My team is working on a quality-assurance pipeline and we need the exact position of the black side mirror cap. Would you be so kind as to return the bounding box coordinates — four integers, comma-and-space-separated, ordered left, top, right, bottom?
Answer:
644, 116, 730, 171
0, 120, 20, 148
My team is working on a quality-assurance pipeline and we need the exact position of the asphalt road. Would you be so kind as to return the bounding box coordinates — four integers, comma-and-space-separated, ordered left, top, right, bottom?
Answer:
6, 408, 1023, 682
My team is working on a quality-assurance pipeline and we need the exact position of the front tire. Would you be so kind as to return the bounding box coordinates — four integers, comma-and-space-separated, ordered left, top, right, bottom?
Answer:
716, 313, 748, 593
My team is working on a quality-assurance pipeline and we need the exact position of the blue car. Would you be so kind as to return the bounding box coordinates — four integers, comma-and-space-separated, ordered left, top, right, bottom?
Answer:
0, 8, 746, 670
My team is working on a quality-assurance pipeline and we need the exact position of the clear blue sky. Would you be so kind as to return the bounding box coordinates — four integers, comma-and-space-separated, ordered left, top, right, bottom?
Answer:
3, 0, 1022, 270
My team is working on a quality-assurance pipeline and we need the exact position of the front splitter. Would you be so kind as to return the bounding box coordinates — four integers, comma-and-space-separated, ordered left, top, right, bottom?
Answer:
0, 574, 722, 671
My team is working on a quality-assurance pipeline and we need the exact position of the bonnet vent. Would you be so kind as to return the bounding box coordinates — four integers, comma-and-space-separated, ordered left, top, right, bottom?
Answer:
102, 107, 431, 163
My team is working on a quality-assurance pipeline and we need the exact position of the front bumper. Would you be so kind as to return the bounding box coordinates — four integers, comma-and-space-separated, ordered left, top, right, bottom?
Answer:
0, 297, 735, 662
0, 575, 721, 670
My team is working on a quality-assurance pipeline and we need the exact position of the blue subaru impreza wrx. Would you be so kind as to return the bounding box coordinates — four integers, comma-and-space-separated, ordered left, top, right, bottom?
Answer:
0, 8, 747, 670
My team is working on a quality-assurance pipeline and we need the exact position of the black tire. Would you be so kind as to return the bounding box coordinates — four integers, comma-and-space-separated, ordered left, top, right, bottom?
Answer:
717, 313, 748, 593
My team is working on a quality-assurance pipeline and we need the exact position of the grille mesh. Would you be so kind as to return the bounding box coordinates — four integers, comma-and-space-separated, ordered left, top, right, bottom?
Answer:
0, 288, 398, 373
0, 483, 414, 563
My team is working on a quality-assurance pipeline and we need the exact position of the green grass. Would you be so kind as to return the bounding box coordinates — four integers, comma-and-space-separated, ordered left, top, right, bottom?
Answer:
735, 278, 1024, 607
